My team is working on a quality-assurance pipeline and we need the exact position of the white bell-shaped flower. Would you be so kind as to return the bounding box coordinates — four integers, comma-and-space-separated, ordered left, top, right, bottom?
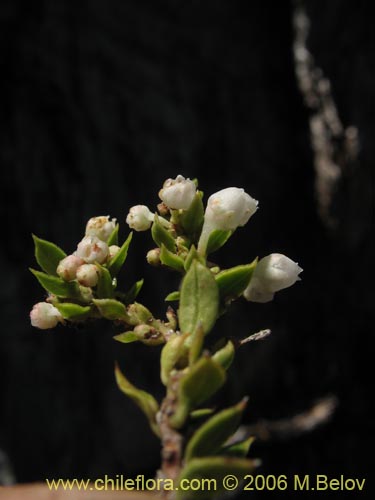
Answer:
85, 216, 117, 242
30, 302, 63, 329
126, 205, 154, 231
159, 175, 196, 210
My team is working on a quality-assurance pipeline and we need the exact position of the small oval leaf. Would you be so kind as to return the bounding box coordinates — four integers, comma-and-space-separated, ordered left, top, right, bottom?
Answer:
93, 298, 128, 320
32, 235, 67, 275
115, 363, 160, 436
184, 398, 248, 461
179, 191, 204, 241
206, 229, 232, 255
178, 261, 219, 336
215, 260, 258, 300
107, 223, 119, 246
107, 232, 133, 277
55, 302, 91, 320
113, 331, 139, 344
165, 291, 180, 302
122, 279, 144, 304
96, 264, 114, 298
170, 357, 226, 429
30, 268, 80, 298
160, 244, 185, 272
151, 215, 175, 252
211, 339, 235, 370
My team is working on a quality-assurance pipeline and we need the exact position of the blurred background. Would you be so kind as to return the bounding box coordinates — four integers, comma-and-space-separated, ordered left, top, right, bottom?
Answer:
0, 0, 373, 497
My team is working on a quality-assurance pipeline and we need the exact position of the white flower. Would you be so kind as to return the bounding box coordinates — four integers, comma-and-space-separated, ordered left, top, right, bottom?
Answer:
56, 255, 84, 281
244, 253, 303, 303
198, 187, 258, 253
158, 175, 196, 210
126, 205, 154, 231
76, 264, 99, 287
85, 216, 117, 242
108, 245, 120, 260
30, 302, 63, 329
76, 236, 109, 264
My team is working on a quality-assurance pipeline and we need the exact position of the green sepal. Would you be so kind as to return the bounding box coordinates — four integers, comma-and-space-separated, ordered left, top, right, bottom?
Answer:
215, 259, 258, 301
30, 269, 80, 299
160, 333, 189, 386
179, 191, 204, 240
107, 223, 119, 246
190, 408, 215, 420
107, 232, 133, 277
165, 291, 180, 302
184, 398, 248, 461
206, 229, 232, 255
212, 339, 236, 370
32, 234, 67, 276
160, 244, 185, 272
170, 357, 226, 429
96, 264, 114, 298
122, 279, 144, 304
220, 436, 255, 458
93, 298, 128, 320
178, 260, 219, 336
176, 456, 257, 500
115, 363, 160, 437
184, 245, 205, 272
151, 214, 175, 252
113, 331, 139, 344
55, 302, 91, 320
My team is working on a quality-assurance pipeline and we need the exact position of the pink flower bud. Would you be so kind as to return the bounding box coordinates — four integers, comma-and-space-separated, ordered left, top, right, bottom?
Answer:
85, 216, 117, 242
76, 236, 109, 264
30, 302, 63, 329
56, 255, 84, 281
76, 264, 99, 287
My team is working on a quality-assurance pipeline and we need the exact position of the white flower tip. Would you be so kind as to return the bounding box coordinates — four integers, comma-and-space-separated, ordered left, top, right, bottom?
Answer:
126, 205, 154, 231
159, 174, 196, 210
76, 236, 109, 264
30, 302, 63, 329
85, 215, 117, 241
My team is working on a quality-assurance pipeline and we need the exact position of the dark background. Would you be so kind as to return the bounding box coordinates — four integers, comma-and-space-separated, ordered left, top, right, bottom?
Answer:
0, 0, 373, 497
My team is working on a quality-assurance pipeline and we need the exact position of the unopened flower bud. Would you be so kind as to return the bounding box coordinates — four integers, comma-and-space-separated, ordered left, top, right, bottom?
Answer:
198, 187, 258, 253
244, 253, 303, 303
56, 255, 84, 281
30, 302, 63, 329
85, 216, 117, 242
159, 175, 196, 210
146, 248, 161, 266
76, 236, 109, 264
108, 245, 120, 260
76, 264, 99, 287
126, 205, 154, 231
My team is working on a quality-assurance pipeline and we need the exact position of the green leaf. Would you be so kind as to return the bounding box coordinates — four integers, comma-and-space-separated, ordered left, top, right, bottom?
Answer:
107, 223, 119, 246
190, 408, 215, 420
32, 235, 67, 275
30, 269, 80, 298
115, 363, 160, 437
113, 331, 139, 344
160, 333, 189, 386
96, 264, 114, 298
184, 245, 205, 272
211, 339, 236, 370
55, 302, 91, 320
107, 232, 133, 277
215, 259, 258, 300
184, 398, 248, 461
160, 244, 185, 272
178, 261, 219, 336
220, 436, 255, 458
122, 279, 144, 304
206, 229, 232, 255
179, 191, 204, 240
170, 357, 226, 429
165, 291, 180, 302
151, 214, 175, 252
189, 323, 205, 366
93, 298, 128, 320
176, 456, 257, 500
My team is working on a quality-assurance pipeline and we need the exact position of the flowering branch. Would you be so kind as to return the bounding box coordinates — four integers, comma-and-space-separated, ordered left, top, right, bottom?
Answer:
30, 175, 302, 499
